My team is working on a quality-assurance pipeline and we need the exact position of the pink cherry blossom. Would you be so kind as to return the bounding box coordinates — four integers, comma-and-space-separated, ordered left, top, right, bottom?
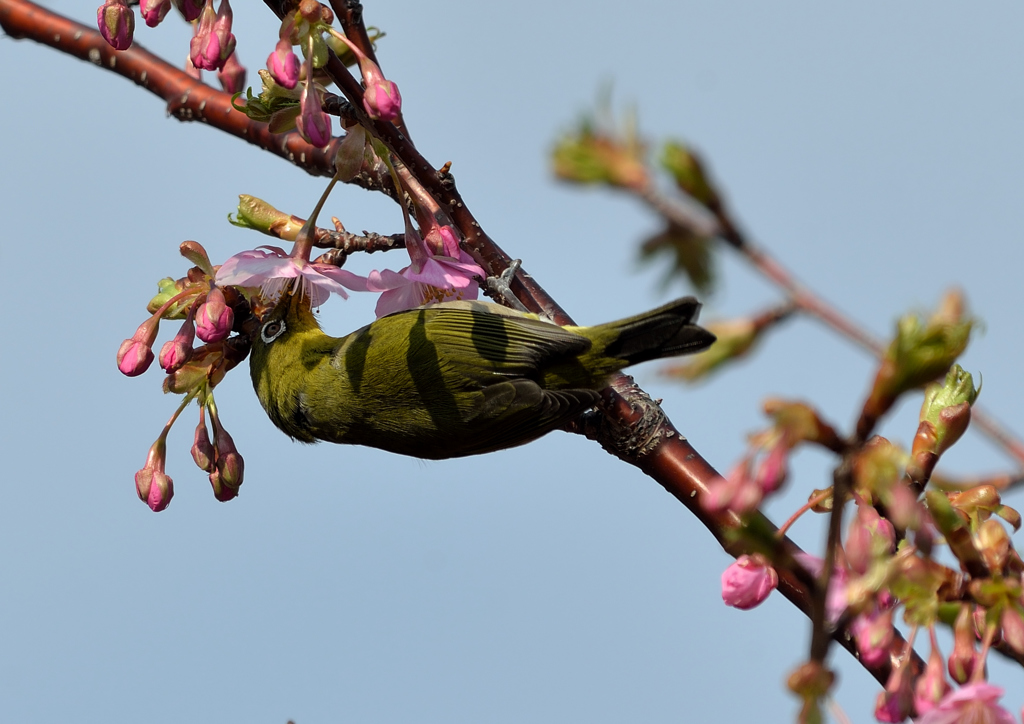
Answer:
215, 246, 368, 307
365, 226, 483, 317
915, 683, 1016, 724
721, 555, 778, 610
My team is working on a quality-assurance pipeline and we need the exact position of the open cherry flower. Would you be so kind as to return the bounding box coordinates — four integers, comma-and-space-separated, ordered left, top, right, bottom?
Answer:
215, 245, 368, 307
364, 222, 484, 318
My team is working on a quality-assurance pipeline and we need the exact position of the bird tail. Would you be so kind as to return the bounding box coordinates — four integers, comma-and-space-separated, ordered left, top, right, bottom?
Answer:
597, 296, 716, 366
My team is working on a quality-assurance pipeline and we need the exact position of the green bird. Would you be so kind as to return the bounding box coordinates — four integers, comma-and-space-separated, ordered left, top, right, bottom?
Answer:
249, 290, 715, 459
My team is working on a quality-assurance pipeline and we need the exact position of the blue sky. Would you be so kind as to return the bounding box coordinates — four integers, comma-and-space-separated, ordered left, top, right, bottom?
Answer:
3, 2, 1024, 721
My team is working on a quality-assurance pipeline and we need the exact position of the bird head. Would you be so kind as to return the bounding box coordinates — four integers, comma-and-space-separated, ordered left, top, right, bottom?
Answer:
248, 283, 329, 405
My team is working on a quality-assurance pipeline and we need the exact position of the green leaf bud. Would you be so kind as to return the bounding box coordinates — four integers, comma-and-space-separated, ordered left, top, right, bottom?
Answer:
228, 195, 305, 240
147, 277, 193, 319
638, 224, 716, 295
660, 140, 718, 207
858, 292, 973, 439
551, 121, 648, 189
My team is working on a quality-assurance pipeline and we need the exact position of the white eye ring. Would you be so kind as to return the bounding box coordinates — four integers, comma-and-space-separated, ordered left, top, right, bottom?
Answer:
260, 318, 287, 343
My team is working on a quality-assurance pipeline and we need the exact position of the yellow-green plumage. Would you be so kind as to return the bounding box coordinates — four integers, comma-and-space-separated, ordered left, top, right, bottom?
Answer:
249, 292, 715, 459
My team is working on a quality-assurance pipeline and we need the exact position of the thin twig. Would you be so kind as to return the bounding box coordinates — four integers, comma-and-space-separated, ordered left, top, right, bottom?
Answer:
633, 178, 1024, 469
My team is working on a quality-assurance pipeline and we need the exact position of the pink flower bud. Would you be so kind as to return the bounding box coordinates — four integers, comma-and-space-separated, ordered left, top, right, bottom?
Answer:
874, 675, 913, 723
886, 481, 924, 531
874, 646, 914, 723
334, 123, 367, 181
218, 51, 246, 95
210, 0, 236, 67
794, 553, 849, 625
189, 1, 219, 70
852, 608, 894, 668
754, 441, 788, 494
846, 500, 896, 575
332, 33, 402, 123
976, 518, 1011, 572
296, 80, 332, 148
116, 315, 160, 376
190, 0, 234, 72
422, 221, 462, 257
363, 78, 402, 123
192, 416, 215, 473
139, 0, 171, 27
208, 468, 236, 502
195, 287, 234, 342
1001, 606, 1024, 655
214, 432, 243, 490
97, 0, 134, 50
159, 312, 196, 373
702, 460, 763, 515
210, 412, 244, 501
948, 605, 979, 685
721, 554, 778, 610
135, 439, 173, 512
117, 339, 155, 377
914, 635, 951, 716
173, 0, 203, 21
267, 38, 300, 90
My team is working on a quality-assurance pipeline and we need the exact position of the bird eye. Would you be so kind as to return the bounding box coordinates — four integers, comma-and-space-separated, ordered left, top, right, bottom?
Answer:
260, 319, 287, 343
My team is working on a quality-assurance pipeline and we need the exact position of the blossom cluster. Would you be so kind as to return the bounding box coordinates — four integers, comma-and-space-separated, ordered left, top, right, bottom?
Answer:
710, 295, 1024, 723
96, 0, 402, 146
117, 172, 484, 512
116, 241, 251, 510
97, 0, 245, 93
104, 0, 486, 511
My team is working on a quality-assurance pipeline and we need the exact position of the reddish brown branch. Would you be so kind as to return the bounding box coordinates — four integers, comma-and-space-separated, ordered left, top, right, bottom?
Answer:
0, 0, 392, 192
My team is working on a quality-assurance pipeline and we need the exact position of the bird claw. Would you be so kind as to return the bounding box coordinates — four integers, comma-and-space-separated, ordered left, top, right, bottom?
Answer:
485, 259, 529, 312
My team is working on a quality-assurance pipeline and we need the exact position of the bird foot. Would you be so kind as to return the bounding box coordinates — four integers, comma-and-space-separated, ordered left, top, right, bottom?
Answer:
485, 259, 529, 312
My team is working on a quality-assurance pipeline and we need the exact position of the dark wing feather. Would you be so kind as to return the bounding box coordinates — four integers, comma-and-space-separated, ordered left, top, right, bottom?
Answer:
416, 306, 599, 455
456, 379, 600, 456
422, 306, 592, 377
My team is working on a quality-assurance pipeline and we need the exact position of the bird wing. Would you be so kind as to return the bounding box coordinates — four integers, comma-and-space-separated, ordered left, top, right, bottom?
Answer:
421, 304, 593, 377
453, 378, 600, 456
418, 305, 601, 455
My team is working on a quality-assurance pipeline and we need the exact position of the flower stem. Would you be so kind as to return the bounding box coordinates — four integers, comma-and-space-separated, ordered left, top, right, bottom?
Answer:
777, 488, 835, 538
292, 166, 345, 262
